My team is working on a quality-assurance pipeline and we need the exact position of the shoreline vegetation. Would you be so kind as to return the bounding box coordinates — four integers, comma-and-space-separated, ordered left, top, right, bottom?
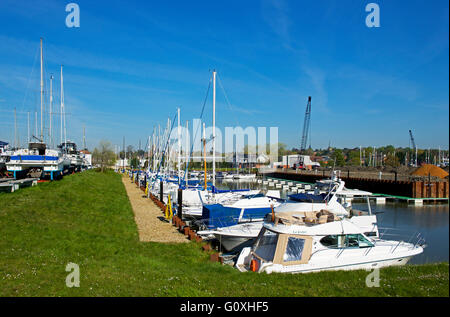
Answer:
0, 170, 448, 297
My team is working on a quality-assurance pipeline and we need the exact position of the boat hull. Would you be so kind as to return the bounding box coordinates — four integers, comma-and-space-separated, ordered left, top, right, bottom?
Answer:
236, 244, 423, 274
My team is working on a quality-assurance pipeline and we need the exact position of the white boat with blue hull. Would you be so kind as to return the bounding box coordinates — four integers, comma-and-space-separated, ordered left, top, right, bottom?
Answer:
7, 142, 66, 180
6, 38, 68, 180
236, 213, 424, 274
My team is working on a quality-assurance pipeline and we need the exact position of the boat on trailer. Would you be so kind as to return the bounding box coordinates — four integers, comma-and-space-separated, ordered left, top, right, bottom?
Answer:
0, 141, 12, 176
7, 142, 66, 179
6, 39, 67, 180
59, 141, 83, 172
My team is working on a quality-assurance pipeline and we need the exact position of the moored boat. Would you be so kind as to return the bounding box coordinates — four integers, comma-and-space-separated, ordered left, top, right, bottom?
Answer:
235, 212, 424, 274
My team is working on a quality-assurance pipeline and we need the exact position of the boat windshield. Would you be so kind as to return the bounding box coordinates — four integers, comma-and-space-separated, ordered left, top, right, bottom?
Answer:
253, 229, 279, 262
320, 234, 374, 248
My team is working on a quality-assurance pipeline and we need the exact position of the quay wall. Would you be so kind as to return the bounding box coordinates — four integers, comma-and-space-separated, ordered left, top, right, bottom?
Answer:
263, 171, 449, 199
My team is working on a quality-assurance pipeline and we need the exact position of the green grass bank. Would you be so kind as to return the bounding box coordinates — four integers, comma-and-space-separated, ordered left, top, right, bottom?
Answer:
0, 170, 448, 296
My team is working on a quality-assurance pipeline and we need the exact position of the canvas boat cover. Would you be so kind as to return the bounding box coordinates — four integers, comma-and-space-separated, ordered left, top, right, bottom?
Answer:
288, 193, 328, 203
202, 204, 271, 229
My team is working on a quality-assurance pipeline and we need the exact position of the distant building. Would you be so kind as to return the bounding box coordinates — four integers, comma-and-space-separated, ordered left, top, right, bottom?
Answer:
281, 155, 320, 170
255, 153, 270, 168
231, 153, 257, 168
115, 158, 129, 169
80, 150, 92, 167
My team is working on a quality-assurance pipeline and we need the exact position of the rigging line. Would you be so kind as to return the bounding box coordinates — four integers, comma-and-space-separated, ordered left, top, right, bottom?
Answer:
151, 111, 178, 190
183, 74, 212, 184
20, 45, 39, 113
216, 73, 240, 128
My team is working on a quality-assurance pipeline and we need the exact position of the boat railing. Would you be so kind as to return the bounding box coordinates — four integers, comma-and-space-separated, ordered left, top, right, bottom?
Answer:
374, 227, 426, 251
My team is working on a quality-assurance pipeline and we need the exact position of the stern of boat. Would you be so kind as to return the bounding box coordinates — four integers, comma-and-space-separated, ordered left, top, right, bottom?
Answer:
235, 247, 252, 272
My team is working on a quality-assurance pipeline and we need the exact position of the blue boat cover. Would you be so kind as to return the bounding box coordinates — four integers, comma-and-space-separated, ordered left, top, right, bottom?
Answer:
10, 155, 58, 161
202, 204, 271, 229
288, 193, 327, 202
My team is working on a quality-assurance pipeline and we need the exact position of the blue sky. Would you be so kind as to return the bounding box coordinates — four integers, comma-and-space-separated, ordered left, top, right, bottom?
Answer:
0, 0, 448, 152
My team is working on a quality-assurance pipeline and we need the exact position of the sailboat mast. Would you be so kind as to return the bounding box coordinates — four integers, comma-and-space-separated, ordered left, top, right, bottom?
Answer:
40, 38, 44, 142
60, 66, 64, 148
83, 126, 86, 149
212, 70, 216, 189
49, 74, 53, 148
203, 122, 207, 191
14, 107, 17, 148
27, 111, 30, 143
60, 65, 67, 148
185, 120, 188, 187
177, 107, 181, 186
152, 128, 156, 171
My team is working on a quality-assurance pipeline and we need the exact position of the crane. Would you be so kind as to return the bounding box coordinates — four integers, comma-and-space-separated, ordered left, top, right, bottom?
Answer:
409, 129, 417, 167
300, 96, 312, 153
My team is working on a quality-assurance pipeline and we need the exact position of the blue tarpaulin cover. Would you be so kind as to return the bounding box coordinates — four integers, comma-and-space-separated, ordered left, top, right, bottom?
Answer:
288, 193, 327, 202
202, 204, 271, 229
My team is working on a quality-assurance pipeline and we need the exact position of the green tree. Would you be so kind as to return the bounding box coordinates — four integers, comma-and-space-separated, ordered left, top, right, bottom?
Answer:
331, 149, 345, 166
92, 140, 116, 172
130, 157, 140, 169
347, 150, 361, 166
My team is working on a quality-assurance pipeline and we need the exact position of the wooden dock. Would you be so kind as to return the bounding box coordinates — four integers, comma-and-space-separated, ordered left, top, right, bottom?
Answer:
263, 171, 449, 201
263, 175, 448, 206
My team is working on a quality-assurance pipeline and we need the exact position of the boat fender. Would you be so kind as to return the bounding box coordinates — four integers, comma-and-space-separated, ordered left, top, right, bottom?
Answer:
250, 259, 259, 272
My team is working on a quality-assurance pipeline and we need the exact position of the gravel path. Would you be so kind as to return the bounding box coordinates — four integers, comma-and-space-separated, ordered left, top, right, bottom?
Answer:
121, 176, 188, 243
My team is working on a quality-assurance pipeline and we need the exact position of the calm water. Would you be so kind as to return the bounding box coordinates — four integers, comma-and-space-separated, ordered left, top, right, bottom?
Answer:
355, 202, 449, 265
216, 178, 449, 264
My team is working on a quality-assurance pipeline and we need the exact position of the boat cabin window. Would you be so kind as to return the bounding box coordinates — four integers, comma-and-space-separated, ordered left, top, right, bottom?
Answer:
320, 235, 346, 248
283, 237, 306, 262
320, 234, 373, 248
345, 234, 374, 248
253, 229, 278, 262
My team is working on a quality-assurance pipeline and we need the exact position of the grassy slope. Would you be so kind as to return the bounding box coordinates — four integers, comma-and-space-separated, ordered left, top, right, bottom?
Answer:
0, 170, 448, 297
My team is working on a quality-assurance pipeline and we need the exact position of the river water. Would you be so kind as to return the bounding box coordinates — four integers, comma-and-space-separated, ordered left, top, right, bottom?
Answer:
215, 178, 449, 264
357, 202, 449, 265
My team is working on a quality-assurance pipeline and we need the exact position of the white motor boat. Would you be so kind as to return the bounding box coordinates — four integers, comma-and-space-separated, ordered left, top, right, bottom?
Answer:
199, 221, 263, 251
59, 141, 83, 172
0, 141, 12, 173
198, 179, 380, 252
236, 213, 424, 274
223, 173, 236, 179
275, 180, 349, 217
7, 142, 66, 179
233, 174, 256, 180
